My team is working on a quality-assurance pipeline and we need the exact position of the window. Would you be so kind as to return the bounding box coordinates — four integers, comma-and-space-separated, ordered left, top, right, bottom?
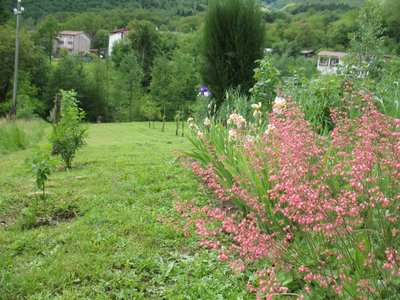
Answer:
319, 57, 328, 66
330, 58, 339, 67
68, 41, 73, 45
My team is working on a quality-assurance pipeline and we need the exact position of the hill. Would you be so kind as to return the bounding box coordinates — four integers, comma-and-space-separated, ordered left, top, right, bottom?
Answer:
263, 0, 364, 9
5, 0, 207, 21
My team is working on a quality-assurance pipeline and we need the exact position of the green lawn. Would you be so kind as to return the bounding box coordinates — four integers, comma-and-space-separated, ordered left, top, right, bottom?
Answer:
0, 122, 250, 299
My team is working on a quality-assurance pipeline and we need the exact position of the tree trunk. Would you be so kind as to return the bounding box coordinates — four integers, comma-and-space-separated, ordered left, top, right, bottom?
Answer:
129, 83, 133, 122
53, 93, 61, 124
161, 106, 166, 132
175, 117, 179, 136
106, 58, 110, 122
49, 37, 52, 63
181, 111, 185, 137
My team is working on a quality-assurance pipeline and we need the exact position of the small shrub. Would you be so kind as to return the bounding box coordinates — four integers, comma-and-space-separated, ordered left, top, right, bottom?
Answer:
50, 90, 87, 168
249, 56, 281, 110
25, 145, 57, 199
19, 206, 38, 229
16, 94, 45, 119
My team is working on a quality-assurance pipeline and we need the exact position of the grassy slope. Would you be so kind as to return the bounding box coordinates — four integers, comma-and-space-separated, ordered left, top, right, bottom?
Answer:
0, 122, 250, 299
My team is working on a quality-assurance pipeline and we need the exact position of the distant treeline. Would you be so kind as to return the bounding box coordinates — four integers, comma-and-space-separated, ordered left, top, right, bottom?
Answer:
4, 0, 207, 21
289, 3, 352, 15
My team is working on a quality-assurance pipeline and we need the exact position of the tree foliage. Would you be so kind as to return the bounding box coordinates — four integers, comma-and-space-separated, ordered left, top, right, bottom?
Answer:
45, 54, 104, 121
87, 58, 108, 120
0, 25, 48, 113
118, 50, 144, 122
45, 55, 86, 110
128, 20, 160, 87
50, 90, 87, 168
33, 16, 60, 63
92, 29, 109, 51
347, 0, 385, 79
0, 0, 9, 24
201, 0, 265, 107
150, 55, 172, 131
380, 0, 400, 46
15, 0, 207, 21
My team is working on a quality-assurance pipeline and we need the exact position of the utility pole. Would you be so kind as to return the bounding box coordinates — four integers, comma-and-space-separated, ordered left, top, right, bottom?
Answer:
10, 0, 24, 120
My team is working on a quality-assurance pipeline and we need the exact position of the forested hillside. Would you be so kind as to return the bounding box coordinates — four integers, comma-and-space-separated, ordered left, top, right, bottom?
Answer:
4, 0, 207, 21
263, 0, 364, 8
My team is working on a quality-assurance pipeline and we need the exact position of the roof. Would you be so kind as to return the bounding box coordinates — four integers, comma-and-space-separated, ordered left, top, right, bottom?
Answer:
110, 28, 129, 34
317, 51, 347, 58
60, 30, 84, 36
301, 50, 313, 54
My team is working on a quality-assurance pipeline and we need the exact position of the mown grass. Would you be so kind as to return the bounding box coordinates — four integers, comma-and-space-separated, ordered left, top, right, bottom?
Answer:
0, 122, 251, 299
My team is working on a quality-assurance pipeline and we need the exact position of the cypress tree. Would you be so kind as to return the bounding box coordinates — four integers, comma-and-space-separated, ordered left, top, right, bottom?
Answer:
202, 0, 265, 107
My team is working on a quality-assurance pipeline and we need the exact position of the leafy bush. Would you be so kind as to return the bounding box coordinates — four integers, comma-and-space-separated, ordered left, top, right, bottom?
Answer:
16, 94, 45, 119
50, 90, 87, 168
283, 74, 343, 134
182, 93, 400, 298
249, 56, 281, 110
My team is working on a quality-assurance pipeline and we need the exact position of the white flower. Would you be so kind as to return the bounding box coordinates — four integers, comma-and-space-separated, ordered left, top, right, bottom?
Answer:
265, 124, 276, 135
227, 113, 237, 125
228, 129, 238, 140
246, 135, 255, 143
238, 115, 246, 125
203, 91, 211, 98
197, 131, 204, 138
228, 113, 246, 128
187, 117, 194, 123
272, 107, 284, 115
274, 96, 286, 106
203, 117, 211, 126
189, 123, 197, 130
251, 102, 262, 110
272, 96, 287, 115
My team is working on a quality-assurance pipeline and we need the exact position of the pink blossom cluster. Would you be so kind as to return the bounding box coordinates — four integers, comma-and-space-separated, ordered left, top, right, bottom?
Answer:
247, 268, 290, 300
180, 94, 399, 298
383, 248, 400, 276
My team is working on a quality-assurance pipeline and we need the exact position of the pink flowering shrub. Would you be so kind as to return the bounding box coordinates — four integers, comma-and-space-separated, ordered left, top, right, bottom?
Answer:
182, 93, 399, 299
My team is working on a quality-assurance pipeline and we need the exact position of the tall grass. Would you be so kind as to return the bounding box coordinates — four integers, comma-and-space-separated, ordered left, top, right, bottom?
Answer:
0, 118, 48, 156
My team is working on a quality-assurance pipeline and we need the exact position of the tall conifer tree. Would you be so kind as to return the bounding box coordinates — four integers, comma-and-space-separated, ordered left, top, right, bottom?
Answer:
201, 0, 265, 107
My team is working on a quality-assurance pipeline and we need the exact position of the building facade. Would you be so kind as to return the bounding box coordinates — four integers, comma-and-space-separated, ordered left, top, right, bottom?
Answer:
317, 51, 347, 75
108, 28, 129, 56
56, 31, 91, 55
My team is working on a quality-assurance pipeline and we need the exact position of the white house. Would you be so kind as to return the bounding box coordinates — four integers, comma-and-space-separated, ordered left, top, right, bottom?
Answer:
317, 51, 347, 75
56, 31, 91, 55
108, 28, 129, 56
